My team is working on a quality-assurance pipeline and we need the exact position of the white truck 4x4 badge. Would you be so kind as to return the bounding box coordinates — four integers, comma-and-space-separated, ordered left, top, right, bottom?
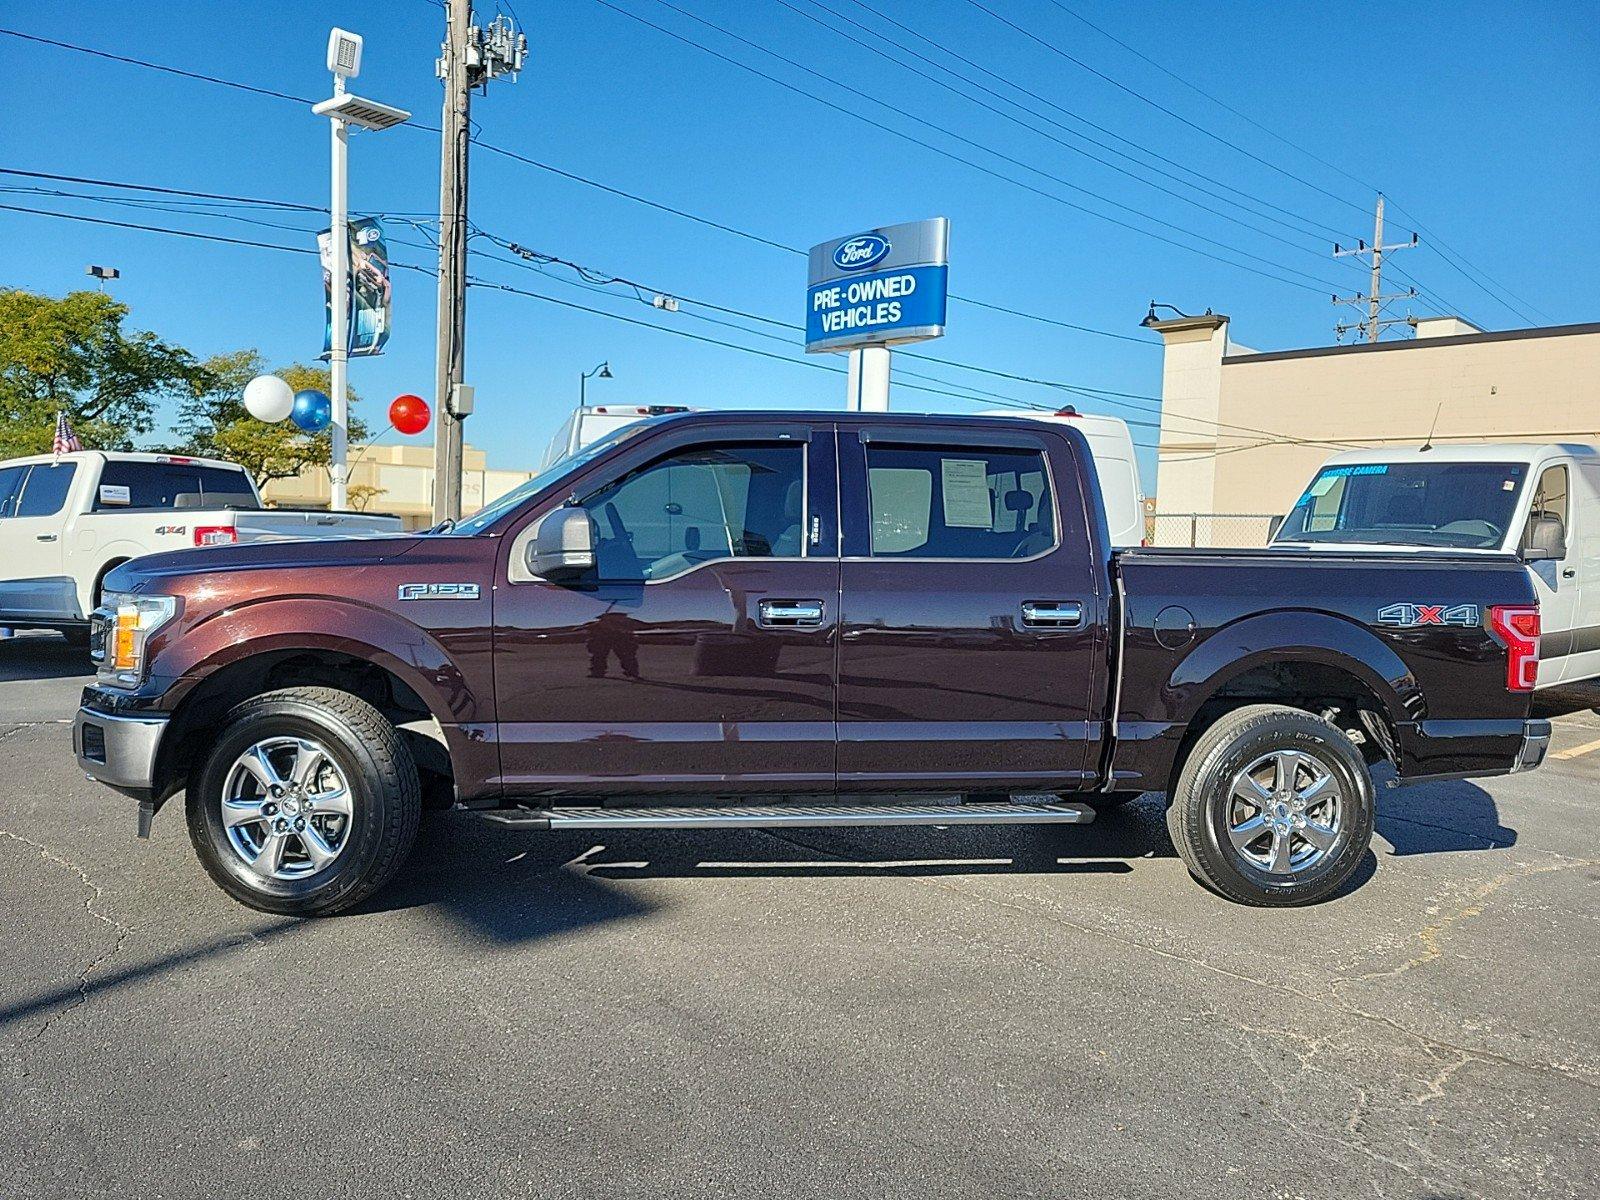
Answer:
1377, 603, 1480, 628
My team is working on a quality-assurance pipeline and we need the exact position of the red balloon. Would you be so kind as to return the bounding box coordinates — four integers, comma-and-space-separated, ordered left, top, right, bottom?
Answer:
389, 394, 431, 435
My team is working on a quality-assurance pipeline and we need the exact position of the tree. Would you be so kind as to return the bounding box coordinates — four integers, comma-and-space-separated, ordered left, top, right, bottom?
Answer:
0, 288, 204, 458
172, 351, 368, 489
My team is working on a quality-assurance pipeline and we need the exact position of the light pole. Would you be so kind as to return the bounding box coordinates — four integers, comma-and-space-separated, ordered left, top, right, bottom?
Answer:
312, 29, 408, 510
580, 361, 613, 407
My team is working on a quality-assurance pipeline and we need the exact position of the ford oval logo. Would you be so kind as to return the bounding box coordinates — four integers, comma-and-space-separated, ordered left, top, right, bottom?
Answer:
832, 234, 891, 272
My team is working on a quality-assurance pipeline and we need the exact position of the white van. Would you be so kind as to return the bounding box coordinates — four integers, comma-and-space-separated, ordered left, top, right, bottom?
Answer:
541, 404, 693, 471
1271, 443, 1599, 688
983, 407, 1146, 546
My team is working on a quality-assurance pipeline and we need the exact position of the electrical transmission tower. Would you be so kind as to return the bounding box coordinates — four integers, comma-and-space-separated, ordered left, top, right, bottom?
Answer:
432, 4, 527, 524
1331, 194, 1420, 343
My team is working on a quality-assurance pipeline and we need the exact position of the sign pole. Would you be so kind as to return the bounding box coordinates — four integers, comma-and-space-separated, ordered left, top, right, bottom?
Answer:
805, 218, 947, 408
328, 90, 350, 511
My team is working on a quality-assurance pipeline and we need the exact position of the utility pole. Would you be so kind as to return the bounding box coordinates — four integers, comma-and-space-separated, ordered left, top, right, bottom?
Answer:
431, 4, 526, 525
1332, 193, 1420, 343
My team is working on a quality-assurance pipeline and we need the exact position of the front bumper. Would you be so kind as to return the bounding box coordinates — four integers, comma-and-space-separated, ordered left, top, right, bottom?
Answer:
73, 705, 168, 800
1511, 719, 1551, 773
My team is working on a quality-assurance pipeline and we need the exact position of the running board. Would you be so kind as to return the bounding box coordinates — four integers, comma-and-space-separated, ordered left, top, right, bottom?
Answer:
482, 800, 1096, 831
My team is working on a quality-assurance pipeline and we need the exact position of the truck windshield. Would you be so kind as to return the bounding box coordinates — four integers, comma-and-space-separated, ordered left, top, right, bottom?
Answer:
451, 423, 650, 535
1277, 461, 1528, 549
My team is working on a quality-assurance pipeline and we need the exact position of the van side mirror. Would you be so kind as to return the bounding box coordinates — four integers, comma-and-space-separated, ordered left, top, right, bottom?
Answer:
526, 506, 596, 580
1521, 513, 1567, 562
1266, 514, 1285, 542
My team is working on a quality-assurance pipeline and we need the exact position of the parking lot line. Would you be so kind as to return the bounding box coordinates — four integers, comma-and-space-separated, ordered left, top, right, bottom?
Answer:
1552, 735, 1600, 760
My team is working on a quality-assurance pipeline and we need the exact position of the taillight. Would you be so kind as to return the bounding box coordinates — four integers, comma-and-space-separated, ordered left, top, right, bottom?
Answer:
194, 525, 237, 547
1489, 604, 1540, 692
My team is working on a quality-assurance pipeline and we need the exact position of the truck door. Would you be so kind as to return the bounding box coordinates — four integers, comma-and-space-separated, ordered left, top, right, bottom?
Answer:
1536, 460, 1600, 686
835, 424, 1103, 793
1526, 462, 1578, 686
1, 462, 78, 620
491, 423, 841, 795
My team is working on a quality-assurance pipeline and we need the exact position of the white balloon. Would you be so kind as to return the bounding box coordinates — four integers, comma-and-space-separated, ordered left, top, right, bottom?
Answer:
243, 374, 294, 423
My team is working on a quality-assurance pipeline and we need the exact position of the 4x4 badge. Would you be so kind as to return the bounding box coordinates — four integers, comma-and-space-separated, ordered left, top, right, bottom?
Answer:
1377, 602, 1479, 628
398, 582, 481, 601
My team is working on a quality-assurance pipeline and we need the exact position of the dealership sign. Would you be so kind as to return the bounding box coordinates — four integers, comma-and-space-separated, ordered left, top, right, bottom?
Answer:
805, 217, 949, 353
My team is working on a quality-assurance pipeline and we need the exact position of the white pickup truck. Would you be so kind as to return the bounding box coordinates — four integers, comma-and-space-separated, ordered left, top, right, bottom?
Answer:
0, 450, 402, 640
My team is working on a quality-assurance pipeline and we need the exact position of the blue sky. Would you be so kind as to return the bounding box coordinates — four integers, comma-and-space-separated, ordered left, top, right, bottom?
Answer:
2, 1, 1595, 489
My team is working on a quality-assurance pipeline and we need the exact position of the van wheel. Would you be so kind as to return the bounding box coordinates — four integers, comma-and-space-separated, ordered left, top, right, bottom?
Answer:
187, 687, 420, 917
1167, 704, 1373, 906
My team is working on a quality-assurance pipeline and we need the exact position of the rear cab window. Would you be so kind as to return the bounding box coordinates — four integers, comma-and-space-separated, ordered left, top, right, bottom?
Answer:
93, 461, 257, 511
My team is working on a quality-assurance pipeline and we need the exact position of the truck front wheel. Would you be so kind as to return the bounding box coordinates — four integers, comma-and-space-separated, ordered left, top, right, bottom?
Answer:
1167, 704, 1373, 906
187, 686, 421, 917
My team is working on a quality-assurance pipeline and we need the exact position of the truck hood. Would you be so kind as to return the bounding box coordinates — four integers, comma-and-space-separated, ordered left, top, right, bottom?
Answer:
107, 533, 425, 592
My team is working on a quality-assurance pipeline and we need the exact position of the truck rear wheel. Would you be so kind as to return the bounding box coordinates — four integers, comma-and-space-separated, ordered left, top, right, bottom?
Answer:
187, 686, 420, 917
1167, 704, 1373, 906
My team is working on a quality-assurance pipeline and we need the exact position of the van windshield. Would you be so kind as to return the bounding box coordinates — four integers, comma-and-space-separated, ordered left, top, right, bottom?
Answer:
1276, 461, 1527, 549
451, 423, 650, 535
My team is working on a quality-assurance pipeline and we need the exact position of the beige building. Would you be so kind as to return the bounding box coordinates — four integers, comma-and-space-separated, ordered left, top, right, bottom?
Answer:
1146, 313, 1600, 545
262, 443, 534, 529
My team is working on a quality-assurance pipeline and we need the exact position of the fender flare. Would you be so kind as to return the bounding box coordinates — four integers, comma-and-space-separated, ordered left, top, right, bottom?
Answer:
157, 595, 487, 728
1168, 609, 1421, 728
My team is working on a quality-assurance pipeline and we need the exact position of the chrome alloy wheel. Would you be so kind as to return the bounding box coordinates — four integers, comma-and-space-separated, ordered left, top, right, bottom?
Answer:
221, 737, 353, 882
1224, 749, 1343, 875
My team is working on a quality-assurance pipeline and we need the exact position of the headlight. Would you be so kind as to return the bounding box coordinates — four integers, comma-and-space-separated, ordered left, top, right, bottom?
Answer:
96, 592, 180, 686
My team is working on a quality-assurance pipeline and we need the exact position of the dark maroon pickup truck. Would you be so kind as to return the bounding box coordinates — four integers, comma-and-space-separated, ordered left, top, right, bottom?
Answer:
73, 411, 1549, 915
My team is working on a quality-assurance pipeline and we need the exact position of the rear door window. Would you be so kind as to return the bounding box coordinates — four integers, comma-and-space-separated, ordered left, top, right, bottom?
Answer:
16, 462, 77, 517
93, 461, 256, 510
863, 444, 1055, 559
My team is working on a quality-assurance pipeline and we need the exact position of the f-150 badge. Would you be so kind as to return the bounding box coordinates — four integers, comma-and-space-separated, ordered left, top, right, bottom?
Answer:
398, 582, 481, 601
1377, 603, 1479, 628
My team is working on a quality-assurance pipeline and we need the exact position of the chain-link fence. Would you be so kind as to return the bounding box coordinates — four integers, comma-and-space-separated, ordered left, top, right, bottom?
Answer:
1146, 513, 1278, 548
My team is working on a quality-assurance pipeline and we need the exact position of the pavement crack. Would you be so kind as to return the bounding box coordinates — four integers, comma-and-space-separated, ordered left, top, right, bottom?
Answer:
760, 829, 1600, 1096
0, 829, 131, 1043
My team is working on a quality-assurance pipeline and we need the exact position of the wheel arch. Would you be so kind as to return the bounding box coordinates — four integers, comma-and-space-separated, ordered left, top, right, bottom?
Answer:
1154, 611, 1416, 794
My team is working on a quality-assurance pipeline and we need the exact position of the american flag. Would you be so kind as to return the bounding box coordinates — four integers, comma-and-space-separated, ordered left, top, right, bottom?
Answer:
52, 411, 82, 457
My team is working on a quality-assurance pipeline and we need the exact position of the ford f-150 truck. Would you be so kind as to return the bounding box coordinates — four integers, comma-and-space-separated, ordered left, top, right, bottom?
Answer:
71, 412, 1549, 916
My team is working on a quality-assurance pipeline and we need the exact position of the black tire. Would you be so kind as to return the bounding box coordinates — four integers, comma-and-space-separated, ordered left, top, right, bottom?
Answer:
1166, 704, 1373, 907
187, 686, 420, 917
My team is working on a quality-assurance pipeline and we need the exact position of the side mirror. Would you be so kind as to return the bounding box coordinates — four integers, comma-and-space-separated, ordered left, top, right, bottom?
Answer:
527, 506, 596, 580
1266, 514, 1285, 542
1521, 513, 1567, 562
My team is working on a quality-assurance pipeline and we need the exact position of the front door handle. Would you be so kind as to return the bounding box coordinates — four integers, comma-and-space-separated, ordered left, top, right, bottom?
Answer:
35, 533, 58, 542
1022, 600, 1083, 628
759, 599, 825, 627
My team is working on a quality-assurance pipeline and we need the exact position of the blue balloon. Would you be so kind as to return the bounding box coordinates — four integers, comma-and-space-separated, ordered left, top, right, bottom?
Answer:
290, 389, 332, 433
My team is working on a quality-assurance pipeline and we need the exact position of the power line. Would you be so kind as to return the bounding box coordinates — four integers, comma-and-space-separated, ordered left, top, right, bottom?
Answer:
962, 0, 1374, 221
1030, 2, 1553, 328
825, 0, 1358, 247
602, 0, 1345, 295
0, 27, 1159, 351
769, 0, 1347, 262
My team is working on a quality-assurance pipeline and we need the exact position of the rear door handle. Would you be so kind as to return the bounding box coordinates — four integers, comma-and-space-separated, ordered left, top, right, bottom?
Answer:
35, 533, 57, 542
759, 599, 825, 627
1022, 600, 1083, 628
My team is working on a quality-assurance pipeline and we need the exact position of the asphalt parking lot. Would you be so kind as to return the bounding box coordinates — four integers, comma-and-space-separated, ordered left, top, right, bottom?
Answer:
1, 631, 1596, 1199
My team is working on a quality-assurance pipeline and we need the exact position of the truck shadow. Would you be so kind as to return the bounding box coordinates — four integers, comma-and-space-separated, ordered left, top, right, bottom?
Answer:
0, 632, 93, 683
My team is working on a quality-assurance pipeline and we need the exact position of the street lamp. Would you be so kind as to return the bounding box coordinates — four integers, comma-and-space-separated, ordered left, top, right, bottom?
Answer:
86, 265, 120, 290
580, 361, 613, 407
311, 28, 409, 511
